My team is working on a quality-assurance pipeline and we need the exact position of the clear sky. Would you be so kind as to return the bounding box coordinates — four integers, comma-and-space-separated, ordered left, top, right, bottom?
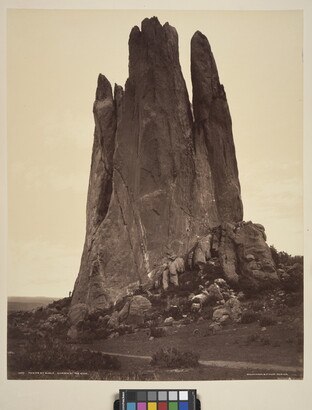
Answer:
7, 9, 303, 297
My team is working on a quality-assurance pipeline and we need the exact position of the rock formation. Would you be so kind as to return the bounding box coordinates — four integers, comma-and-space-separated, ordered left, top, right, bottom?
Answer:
72, 17, 277, 310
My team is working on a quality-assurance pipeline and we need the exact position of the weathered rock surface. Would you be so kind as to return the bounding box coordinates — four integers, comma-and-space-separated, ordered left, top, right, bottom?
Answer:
68, 303, 89, 326
121, 295, 152, 326
191, 31, 243, 223
218, 221, 279, 290
193, 234, 212, 269
72, 17, 275, 309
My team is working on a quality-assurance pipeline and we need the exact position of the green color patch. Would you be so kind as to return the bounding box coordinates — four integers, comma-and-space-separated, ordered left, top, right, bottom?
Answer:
169, 403, 178, 410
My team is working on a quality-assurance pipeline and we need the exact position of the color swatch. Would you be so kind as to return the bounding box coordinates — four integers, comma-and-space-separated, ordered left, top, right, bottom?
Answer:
120, 390, 197, 410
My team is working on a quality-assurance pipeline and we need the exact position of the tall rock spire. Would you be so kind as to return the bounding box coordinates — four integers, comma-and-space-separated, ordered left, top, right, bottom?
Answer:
191, 31, 243, 222
72, 18, 245, 308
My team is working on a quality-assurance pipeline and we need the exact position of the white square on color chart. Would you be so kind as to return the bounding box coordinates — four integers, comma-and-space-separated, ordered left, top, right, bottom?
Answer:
168, 391, 178, 400
179, 391, 188, 401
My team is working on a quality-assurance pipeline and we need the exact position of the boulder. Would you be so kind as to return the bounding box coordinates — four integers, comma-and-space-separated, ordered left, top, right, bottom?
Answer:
46, 313, 67, 324
219, 315, 231, 325
108, 332, 119, 339
192, 292, 209, 306
118, 300, 131, 322
207, 284, 223, 301
212, 307, 230, 322
214, 278, 228, 289
107, 311, 119, 328
40, 314, 67, 331
168, 257, 185, 286
209, 323, 222, 333
194, 234, 213, 268
68, 303, 89, 326
67, 325, 78, 340
218, 221, 279, 291
187, 251, 194, 269
162, 268, 170, 290
218, 223, 240, 284
191, 303, 201, 312
148, 263, 168, 285
164, 317, 174, 326
124, 295, 152, 325
225, 297, 242, 322
237, 291, 245, 301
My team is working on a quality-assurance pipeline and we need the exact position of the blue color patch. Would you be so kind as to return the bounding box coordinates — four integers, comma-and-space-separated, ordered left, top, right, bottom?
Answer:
127, 403, 136, 410
179, 403, 188, 410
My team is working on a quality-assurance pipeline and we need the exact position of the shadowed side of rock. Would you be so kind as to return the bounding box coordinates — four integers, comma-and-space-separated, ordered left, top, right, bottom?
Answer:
72, 75, 117, 307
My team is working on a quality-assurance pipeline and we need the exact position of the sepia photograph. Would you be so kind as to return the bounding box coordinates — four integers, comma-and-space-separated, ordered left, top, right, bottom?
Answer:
6, 8, 304, 383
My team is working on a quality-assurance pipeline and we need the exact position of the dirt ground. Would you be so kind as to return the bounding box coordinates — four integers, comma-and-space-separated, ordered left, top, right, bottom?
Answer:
8, 303, 303, 381
88, 312, 303, 380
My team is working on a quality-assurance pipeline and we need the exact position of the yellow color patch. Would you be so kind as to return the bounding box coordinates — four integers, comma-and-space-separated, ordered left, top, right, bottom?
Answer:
148, 403, 157, 410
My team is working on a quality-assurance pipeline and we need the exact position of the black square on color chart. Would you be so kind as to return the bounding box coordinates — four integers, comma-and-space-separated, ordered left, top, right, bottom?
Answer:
126, 391, 136, 401
137, 391, 147, 401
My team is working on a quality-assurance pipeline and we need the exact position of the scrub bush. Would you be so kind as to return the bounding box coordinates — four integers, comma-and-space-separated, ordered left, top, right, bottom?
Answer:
150, 347, 199, 368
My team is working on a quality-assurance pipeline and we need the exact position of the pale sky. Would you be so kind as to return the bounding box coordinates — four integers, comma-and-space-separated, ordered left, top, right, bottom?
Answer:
7, 9, 303, 297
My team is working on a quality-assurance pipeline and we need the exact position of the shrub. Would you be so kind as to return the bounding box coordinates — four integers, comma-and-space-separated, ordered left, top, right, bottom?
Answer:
270, 245, 279, 266
284, 294, 302, 307
69, 349, 121, 371
7, 325, 25, 339
245, 334, 271, 346
259, 315, 277, 327
150, 326, 166, 338
167, 305, 183, 320
94, 328, 110, 339
240, 312, 260, 324
203, 262, 224, 278
269, 246, 303, 267
202, 305, 213, 320
259, 336, 271, 345
8, 338, 120, 372
122, 371, 156, 381
251, 300, 265, 312
245, 334, 259, 345
282, 269, 303, 294
239, 277, 260, 298
150, 347, 199, 368
149, 294, 166, 307
77, 330, 97, 344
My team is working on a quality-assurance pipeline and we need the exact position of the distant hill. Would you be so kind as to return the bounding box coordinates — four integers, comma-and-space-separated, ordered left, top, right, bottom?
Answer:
8, 296, 60, 312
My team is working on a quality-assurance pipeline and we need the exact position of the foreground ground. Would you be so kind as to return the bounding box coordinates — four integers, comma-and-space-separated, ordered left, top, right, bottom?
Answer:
7, 298, 303, 381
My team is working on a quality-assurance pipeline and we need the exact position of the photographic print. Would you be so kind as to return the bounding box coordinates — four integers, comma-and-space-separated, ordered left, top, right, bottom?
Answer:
6, 9, 303, 381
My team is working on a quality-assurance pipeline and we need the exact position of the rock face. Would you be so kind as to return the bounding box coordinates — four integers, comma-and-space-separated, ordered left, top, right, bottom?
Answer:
217, 221, 279, 290
191, 32, 243, 223
72, 17, 274, 309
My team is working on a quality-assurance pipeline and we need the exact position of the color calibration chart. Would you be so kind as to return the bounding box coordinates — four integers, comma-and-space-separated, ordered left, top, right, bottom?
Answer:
120, 389, 197, 410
